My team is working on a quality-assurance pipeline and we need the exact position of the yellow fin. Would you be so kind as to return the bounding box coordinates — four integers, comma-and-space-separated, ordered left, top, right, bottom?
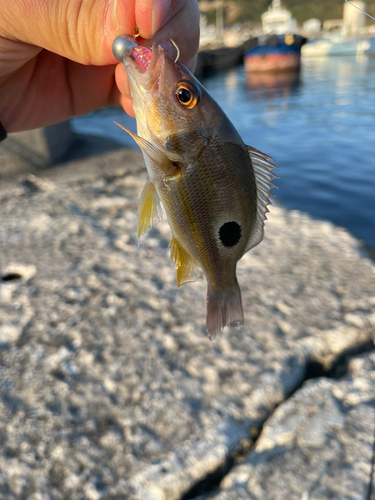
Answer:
138, 181, 162, 238
170, 238, 199, 287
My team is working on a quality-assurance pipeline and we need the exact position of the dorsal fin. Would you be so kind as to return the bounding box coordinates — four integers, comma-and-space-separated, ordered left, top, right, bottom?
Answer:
138, 181, 163, 238
170, 238, 200, 287
245, 146, 278, 252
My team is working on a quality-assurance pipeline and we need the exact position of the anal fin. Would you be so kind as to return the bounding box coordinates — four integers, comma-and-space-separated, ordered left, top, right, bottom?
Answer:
170, 238, 200, 287
138, 181, 162, 238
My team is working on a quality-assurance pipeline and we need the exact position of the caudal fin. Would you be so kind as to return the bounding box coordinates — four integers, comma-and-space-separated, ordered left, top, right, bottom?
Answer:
206, 282, 244, 340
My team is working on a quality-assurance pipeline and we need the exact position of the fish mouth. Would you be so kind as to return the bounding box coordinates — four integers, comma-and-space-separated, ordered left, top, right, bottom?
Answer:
126, 43, 163, 91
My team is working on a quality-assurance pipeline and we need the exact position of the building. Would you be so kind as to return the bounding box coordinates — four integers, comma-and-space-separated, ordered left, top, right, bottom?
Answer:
343, 0, 367, 33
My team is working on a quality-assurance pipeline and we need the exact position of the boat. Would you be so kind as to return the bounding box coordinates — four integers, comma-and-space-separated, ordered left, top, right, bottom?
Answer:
363, 37, 375, 55
195, 43, 246, 79
301, 1, 375, 58
194, 10, 253, 79
245, 34, 306, 72
244, 0, 306, 73
302, 35, 364, 57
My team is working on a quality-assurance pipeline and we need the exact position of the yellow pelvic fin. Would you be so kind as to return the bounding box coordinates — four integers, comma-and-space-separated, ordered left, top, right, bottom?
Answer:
170, 238, 200, 287
138, 181, 162, 238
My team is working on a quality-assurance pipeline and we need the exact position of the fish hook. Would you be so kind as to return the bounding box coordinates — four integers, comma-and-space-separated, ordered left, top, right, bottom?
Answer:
133, 26, 140, 38
170, 39, 180, 63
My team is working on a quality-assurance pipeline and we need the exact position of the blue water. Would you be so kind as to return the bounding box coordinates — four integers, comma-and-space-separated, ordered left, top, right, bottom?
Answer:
72, 55, 375, 249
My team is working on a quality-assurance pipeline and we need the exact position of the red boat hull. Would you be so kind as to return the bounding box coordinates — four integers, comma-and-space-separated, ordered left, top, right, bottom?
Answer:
244, 53, 301, 73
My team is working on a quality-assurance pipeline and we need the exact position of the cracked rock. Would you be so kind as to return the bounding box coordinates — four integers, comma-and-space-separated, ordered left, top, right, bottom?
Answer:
198, 351, 375, 500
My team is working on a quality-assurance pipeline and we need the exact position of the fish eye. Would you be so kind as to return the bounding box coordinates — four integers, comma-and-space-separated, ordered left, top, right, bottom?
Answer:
219, 222, 242, 248
175, 81, 200, 109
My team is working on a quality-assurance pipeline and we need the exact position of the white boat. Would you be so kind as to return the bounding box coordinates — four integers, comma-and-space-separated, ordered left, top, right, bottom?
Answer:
302, 35, 364, 57
358, 37, 375, 55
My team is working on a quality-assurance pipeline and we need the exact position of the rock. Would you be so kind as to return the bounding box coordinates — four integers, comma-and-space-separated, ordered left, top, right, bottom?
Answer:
0, 145, 374, 499
198, 351, 375, 500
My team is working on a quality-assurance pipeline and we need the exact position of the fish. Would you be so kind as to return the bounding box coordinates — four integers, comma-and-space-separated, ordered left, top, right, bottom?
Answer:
112, 35, 277, 340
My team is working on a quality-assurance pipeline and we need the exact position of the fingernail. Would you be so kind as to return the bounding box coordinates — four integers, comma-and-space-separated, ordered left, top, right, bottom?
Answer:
152, 0, 172, 34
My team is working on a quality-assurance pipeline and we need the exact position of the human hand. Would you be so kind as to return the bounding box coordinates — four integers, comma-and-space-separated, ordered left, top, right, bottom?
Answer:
0, 0, 200, 133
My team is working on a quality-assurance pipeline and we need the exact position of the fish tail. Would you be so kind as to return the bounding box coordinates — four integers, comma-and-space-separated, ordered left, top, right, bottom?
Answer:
206, 281, 244, 340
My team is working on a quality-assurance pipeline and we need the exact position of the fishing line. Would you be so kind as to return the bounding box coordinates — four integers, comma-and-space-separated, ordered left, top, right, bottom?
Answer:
344, 0, 375, 22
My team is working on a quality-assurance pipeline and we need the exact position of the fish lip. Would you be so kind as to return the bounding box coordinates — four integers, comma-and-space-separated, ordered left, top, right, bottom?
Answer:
125, 43, 163, 91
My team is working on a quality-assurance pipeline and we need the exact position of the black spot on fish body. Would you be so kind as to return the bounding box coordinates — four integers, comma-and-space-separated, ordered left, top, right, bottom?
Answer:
219, 222, 242, 248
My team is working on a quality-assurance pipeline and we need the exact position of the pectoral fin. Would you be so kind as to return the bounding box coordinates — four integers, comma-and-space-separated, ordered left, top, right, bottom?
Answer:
114, 122, 171, 174
170, 238, 200, 287
138, 181, 162, 238
246, 145, 278, 252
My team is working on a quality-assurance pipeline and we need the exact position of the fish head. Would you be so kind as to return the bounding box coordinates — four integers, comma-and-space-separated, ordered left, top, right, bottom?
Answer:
124, 41, 228, 161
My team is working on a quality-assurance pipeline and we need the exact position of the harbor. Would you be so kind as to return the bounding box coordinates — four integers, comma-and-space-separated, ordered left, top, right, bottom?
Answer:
196, 0, 375, 77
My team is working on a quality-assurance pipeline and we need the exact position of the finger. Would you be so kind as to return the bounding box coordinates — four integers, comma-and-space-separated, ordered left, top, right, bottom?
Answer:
115, 62, 133, 104
185, 52, 198, 74
140, 0, 200, 65
135, 0, 200, 58
0, 0, 136, 66
120, 94, 135, 118
135, 0, 185, 39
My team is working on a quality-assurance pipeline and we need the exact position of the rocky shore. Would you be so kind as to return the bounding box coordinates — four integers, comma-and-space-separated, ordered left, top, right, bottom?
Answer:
0, 128, 374, 500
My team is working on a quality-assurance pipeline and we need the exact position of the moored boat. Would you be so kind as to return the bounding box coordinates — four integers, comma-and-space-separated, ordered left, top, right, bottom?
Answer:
195, 44, 246, 79
245, 0, 306, 73
302, 35, 362, 57
245, 34, 306, 72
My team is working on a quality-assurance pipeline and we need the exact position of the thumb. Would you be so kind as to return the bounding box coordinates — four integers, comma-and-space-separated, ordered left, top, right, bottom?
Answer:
0, 0, 137, 65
